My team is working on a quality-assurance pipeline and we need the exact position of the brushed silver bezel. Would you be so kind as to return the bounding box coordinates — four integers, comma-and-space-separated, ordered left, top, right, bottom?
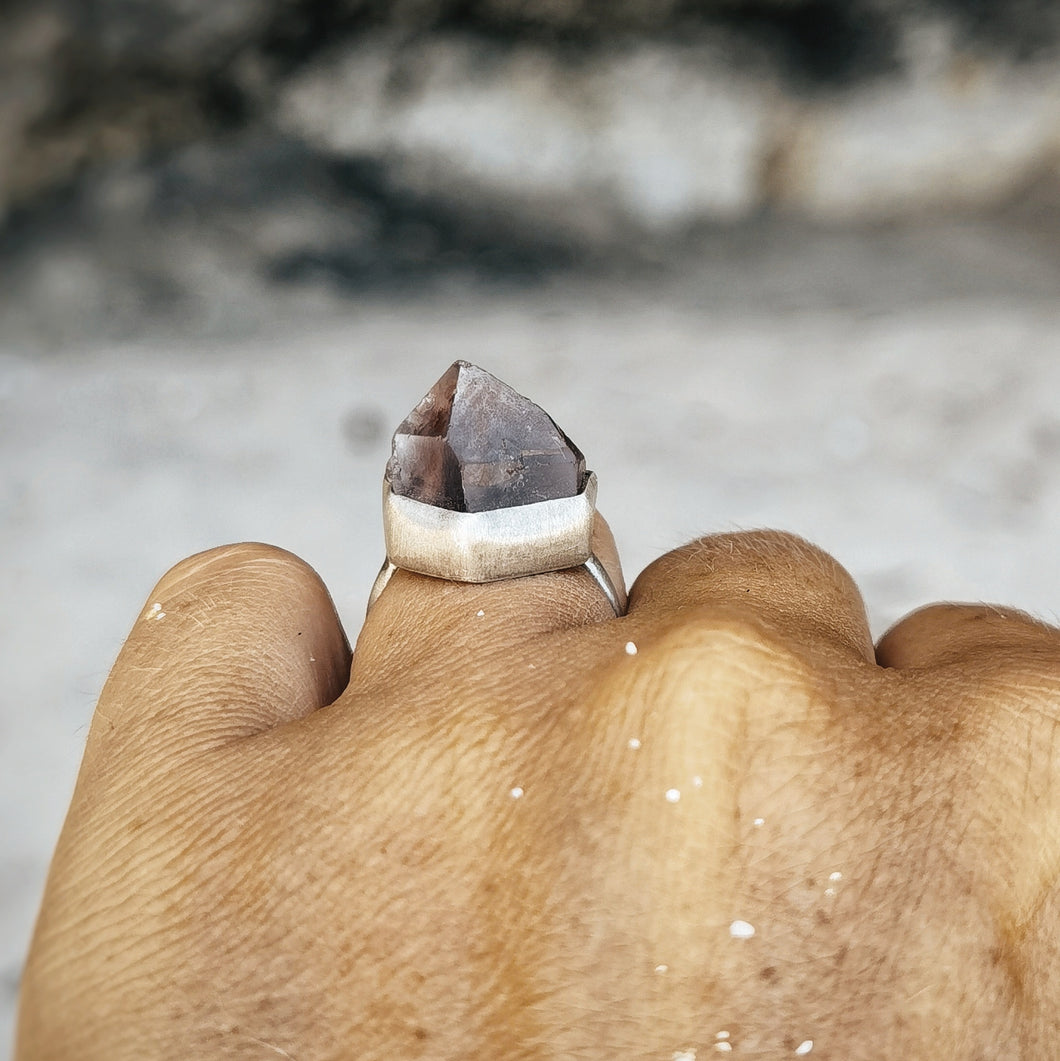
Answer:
381, 472, 598, 583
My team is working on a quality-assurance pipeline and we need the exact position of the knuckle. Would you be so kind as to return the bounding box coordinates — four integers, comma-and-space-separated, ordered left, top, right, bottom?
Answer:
152, 542, 314, 599
590, 610, 823, 810
638, 532, 872, 661
879, 603, 1060, 671
148, 544, 331, 628
681, 528, 850, 579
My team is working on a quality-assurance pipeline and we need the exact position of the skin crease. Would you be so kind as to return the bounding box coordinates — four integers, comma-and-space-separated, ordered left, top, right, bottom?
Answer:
15, 526, 1060, 1059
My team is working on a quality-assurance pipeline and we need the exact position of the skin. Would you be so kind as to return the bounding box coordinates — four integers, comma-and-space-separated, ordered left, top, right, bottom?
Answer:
15, 525, 1060, 1059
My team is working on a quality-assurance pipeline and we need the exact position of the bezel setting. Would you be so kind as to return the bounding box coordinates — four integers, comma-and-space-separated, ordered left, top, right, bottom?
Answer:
381, 470, 598, 583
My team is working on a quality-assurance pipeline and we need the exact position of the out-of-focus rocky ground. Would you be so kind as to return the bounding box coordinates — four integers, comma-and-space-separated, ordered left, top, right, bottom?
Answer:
5, 1, 1060, 1053
3, 0, 1060, 343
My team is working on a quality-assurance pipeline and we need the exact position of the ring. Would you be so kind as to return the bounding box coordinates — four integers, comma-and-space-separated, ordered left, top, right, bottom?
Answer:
367, 361, 627, 616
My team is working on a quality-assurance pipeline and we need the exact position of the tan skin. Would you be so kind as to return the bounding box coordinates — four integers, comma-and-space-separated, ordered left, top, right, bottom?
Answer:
15, 526, 1060, 1058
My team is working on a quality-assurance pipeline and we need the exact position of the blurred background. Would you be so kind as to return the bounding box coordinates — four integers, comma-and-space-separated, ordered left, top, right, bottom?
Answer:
4, 0, 1060, 1049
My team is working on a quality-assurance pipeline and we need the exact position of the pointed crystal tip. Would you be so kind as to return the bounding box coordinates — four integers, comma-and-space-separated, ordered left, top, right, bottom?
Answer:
387, 361, 586, 512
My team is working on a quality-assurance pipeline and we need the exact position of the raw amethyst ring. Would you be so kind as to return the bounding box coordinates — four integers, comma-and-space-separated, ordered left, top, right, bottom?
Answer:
367, 361, 627, 615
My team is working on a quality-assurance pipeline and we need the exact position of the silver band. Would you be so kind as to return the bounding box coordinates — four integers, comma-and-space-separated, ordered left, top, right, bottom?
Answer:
366, 472, 626, 615
367, 552, 625, 615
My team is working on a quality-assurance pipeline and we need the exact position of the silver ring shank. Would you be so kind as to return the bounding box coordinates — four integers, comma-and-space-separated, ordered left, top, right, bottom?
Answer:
582, 553, 625, 616
367, 553, 625, 616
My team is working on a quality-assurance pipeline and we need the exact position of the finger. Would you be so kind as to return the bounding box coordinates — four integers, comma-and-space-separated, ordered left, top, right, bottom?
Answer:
876, 602, 1060, 670
876, 602, 1060, 953
626, 530, 875, 663
84, 543, 350, 761
351, 512, 625, 688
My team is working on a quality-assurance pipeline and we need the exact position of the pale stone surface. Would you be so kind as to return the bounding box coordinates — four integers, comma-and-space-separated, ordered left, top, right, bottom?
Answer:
280, 27, 1060, 233
280, 36, 774, 235
388, 360, 585, 511
778, 35, 1060, 219
6, 2, 1060, 235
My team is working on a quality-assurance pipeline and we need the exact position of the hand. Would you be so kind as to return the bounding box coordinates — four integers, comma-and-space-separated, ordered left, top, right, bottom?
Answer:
16, 530, 1060, 1058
